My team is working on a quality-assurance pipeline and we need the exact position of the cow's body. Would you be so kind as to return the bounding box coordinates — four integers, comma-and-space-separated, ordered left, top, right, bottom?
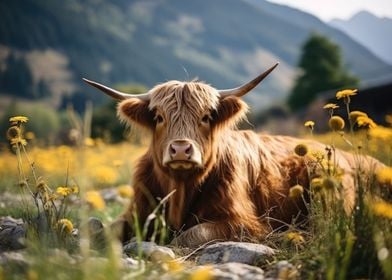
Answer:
83, 64, 384, 247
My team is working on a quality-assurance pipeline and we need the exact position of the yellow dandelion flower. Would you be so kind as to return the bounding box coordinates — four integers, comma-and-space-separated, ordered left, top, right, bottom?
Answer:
349, 111, 368, 123
336, 89, 358, 99
85, 191, 106, 210
71, 186, 79, 194
117, 184, 134, 198
323, 103, 339, 110
57, 219, 74, 234
304, 121, 315, 129
93, 166, 118, 185
166, 260, 184, 274
329, 116, 345, 131
9, 116, 29, 123
112, 160, 124, 167
310, 150, 324, 161
56, 187, 73, 197
189, 266, 213, 280
373, 200, 392, 219
376, 167, 392, 185
10, 137, 27, 146
289, 184, 304, 199
25, 131, 35, 140
357, 116, 377, 129
294, 144, 308, 157
310, 178, 323, 192
286, 232, 305, 244
84, 137, 95, 147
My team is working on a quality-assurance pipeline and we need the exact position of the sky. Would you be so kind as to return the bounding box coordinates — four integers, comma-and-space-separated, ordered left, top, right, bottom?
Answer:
267, 0, 392, 21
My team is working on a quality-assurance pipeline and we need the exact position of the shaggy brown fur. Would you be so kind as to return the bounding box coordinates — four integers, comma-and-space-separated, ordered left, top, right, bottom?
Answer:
113, 80, 384, 247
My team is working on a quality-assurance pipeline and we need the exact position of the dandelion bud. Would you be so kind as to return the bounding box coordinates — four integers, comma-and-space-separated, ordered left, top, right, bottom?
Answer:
286, 232, 305, 244
294, 144, 308, 157
6, 126, 20, 140
310, 178, 323, 192
289, 184, 304, 199
19, 180, 28, 188
322, 177, 337, 190
329, 116, 345, 131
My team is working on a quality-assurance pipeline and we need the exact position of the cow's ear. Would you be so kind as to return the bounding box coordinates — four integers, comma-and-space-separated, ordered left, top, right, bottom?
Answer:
213, 96, 248, 127
117, 98, 154, 128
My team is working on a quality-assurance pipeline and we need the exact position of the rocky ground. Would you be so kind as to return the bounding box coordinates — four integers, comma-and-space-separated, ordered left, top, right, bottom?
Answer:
0, 215, 299, 279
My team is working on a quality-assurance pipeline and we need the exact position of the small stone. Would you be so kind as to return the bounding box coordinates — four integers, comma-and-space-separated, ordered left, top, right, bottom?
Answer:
208, 262, 265, 280
197, 242, 275, 265
0, 216, 26, 251
123, 241, 175, 262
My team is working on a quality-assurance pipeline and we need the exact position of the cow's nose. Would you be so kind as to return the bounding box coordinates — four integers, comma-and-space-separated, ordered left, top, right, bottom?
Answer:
169, 141, 193, 161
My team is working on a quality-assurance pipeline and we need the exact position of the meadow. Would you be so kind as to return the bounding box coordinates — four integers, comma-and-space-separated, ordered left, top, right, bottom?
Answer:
0, 90, 391, 279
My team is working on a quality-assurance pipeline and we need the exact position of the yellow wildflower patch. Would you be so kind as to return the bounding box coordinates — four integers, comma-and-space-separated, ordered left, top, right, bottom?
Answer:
336, 89, 358, 99
189, 266, 214, 280
117, 184, 134, 198
93, 166, 118, 185
373, 200, 392, 219
356, 116, 377, 129
369, 126, 392, 141
85, 191, 106, 210
376, 167, 392, 185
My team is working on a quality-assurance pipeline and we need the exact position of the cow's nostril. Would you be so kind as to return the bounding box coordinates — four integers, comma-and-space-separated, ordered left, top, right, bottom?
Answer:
185, 145, 192, 155
169, 145, 177, 156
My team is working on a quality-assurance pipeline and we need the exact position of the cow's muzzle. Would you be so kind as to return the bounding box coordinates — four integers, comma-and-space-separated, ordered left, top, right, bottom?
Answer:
163, 139, 202, 170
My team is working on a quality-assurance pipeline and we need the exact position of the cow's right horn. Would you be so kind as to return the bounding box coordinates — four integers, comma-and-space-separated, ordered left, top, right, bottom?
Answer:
218, 63, 279, 98
82, 78, 151, 101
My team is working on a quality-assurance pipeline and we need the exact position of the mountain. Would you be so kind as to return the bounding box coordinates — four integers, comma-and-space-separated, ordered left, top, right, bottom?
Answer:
330, 11, 392, 65
0, 0, 391, 110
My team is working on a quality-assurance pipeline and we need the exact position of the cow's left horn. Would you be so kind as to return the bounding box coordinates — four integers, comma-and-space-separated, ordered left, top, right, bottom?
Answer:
82, 78, 151, 101
218, 63, 279, 98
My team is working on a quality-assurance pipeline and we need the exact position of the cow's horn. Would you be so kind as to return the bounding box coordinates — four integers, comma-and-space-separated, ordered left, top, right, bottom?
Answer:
82, 78, 151, 101
218, 63, 279, 98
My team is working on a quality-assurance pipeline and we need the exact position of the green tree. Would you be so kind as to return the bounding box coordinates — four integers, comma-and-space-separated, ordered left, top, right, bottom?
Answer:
288, 33, 359, 111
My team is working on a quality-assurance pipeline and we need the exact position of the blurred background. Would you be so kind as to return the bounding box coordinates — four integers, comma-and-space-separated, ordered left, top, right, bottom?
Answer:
0, 0, 391, 145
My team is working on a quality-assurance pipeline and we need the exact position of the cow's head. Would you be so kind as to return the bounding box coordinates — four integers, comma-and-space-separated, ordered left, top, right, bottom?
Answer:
83, 63, 278, 176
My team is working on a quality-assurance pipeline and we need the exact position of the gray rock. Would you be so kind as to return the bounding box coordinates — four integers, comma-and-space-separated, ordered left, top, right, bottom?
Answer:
0, 216, 26, 251
197, 242, 275, 265
123, 241, 175, 262
0, 251, 29, 273
200, 262, 265, 280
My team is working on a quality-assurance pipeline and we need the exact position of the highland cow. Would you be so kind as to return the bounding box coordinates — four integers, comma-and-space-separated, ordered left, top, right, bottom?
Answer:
83, 63, 383, 247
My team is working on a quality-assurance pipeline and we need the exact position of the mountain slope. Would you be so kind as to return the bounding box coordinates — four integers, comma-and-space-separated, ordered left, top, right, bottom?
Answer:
330, 11, 392, 65
0, 0, 391, 110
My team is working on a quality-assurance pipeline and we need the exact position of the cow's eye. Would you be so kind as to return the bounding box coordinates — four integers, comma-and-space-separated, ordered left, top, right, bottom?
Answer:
201, 114, 210, 124
155, 114, 164, 124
